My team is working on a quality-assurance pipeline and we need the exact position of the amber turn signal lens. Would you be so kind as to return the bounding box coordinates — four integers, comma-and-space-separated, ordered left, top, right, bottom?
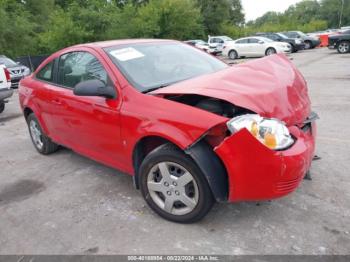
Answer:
264, 132, 277, 149
251, 122, 259, 137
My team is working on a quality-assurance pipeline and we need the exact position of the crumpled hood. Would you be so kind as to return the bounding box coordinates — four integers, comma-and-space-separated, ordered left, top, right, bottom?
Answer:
152, 54, 311, 126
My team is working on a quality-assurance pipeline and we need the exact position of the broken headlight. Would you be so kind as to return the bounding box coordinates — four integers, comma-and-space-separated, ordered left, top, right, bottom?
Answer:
227, 114, 294, 150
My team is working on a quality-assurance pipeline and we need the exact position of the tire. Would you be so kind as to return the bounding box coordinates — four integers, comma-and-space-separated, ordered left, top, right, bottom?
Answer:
139, 143, 214, 223
337, 41, 350, 54
265, 47, 276, 56
291, 45, 297, 53
27, 113, 59, 155
0, 102, 4, 114
228, 50, 238, 60
304, 41, 312, 50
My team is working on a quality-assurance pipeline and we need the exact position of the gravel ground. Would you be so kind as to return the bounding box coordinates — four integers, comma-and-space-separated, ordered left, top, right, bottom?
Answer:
0, 48, 349, 255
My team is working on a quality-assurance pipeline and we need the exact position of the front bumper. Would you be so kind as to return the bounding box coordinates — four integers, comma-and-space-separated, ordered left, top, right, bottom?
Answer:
0, 88, 14, 101
295, 43, 305, 50
214, 119, 316, 202
328, 41, 337, 49
10, 77, 23, 88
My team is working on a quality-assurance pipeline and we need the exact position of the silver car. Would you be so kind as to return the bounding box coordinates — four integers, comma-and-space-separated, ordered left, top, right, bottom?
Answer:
0, 55, 31, 88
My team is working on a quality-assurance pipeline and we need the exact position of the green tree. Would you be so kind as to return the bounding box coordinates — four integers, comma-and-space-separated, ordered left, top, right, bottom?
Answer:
0, 0, 36, 57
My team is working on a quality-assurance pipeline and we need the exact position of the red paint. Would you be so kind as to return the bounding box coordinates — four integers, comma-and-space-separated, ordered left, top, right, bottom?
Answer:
19, 40, 316, 202
152, 54, 310, 126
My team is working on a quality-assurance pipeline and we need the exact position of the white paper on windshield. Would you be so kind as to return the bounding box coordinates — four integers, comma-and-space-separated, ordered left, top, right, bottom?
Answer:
110, 47, 144, 61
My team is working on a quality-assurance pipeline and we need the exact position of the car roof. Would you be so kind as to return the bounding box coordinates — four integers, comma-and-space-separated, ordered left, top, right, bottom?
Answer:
71, 39, 176, 49
236, 36, 266, 41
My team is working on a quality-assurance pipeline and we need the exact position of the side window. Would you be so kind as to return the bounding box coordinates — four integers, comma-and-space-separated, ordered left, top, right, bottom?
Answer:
270, 34, 279, 41
57, 52, 109, 88
236, 39, 248, 44
36, 61, 54, 82
248, 38, 260, 43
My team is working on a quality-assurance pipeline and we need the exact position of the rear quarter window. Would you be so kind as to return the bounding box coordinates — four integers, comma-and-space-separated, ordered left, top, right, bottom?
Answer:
36, 62, 54, 82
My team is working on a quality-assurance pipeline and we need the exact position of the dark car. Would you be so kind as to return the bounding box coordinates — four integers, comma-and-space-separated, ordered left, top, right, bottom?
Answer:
282, 31, 321, 49
0, 55, 31, 88
255, 32, 305, 52
328, 30, 350, 54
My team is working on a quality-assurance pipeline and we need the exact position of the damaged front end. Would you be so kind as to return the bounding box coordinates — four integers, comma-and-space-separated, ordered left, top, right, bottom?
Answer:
152, 54, 318, 202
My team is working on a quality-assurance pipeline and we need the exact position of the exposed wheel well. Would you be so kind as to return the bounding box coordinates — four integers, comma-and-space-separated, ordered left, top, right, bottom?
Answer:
23, 107, 34, 120
132, 136, 229, 202
132, 136, 178, 188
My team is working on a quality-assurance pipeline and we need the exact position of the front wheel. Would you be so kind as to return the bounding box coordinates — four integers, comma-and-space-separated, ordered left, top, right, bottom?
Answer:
27, 113, 59, 155
139, 144, 214, 223
228, 50, 238, 60
304, 41, 312, 49
337, 41, 350, 54
266, 47, 276, 56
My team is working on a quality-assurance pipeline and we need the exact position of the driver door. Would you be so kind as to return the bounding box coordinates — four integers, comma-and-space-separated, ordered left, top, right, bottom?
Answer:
48, 50, 124, 168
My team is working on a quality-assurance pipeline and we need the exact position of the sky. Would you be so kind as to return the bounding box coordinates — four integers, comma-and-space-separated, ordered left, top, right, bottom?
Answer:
241, 0, 303, 22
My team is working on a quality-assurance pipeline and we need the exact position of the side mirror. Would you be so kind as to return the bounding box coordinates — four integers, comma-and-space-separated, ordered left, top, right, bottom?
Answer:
258, 40, 264, 44
74, 79, 116, 99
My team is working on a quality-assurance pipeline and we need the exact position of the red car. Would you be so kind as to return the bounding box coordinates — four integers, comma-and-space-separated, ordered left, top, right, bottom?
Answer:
19, 39, 317, 223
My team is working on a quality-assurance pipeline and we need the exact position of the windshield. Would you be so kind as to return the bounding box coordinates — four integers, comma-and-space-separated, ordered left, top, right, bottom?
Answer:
276, 33, 288, 39
221, 36, 233, 41
105, 42, 228, 93
0, 57, 17, 67
297, 31, 307, 37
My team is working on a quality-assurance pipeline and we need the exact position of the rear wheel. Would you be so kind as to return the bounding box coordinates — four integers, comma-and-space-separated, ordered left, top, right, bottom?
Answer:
139, 144, 214, 223
228, 50, 238, 60
337, 41, 350, 54
304, 40, 312, 49
27, 113, 59, 154
266, 47, 276, 56
0, 102, 5, 114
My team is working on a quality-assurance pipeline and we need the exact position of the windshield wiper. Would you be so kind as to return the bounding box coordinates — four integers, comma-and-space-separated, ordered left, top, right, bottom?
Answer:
142, 83, 172, 94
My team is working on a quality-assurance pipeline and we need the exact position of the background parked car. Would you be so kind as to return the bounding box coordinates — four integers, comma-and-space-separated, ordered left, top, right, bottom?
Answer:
282, 31, 321, 49
328, 29, 350, 53
222, 36, 291, 59
0, 55, 31, 88
185, 40, 210, 52
208, 35, 234, 53
255, 32, 305, 53
0, 64, 13, 114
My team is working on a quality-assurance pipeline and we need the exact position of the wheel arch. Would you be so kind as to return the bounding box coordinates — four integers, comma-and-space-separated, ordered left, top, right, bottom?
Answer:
132, 134, 229, 202
22, 105, 50, 135
265, 46, 276, 55
228, 49, 238, 58
132, 135, 183, 189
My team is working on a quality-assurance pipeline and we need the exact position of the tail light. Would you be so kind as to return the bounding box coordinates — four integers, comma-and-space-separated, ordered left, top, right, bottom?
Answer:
4, 68, 11, 82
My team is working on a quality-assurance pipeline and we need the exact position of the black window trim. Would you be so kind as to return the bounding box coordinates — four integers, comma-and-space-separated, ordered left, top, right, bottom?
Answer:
41, 50, 113, 91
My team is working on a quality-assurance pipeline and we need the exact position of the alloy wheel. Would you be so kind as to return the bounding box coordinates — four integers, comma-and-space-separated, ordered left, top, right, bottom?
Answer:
339, 42, 350, 53
29, 120, 44, 150
266, 48, 276, 55
147, 161, 199, 216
